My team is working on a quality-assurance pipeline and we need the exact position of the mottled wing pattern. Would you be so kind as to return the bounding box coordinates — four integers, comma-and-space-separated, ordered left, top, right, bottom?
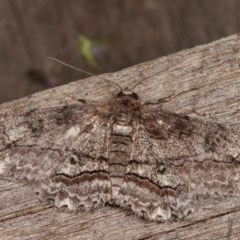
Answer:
0, 102, 112, 211
1, 93, 240, 222
117, 107, 240, 221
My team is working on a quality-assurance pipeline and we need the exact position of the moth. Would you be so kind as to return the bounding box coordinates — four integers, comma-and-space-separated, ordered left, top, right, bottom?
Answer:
0, 60, 240, 222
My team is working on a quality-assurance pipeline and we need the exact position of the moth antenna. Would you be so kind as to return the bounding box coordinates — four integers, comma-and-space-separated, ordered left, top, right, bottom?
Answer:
58, 88, 85, 104
47, 57, 122, 91
131, 67, 169, 91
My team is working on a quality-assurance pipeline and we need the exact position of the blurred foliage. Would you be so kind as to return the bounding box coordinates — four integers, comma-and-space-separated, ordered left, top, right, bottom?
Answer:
78, 34, 107, 66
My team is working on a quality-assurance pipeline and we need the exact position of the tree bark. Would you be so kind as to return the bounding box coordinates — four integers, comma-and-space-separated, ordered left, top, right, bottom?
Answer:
1, 34, 240, 240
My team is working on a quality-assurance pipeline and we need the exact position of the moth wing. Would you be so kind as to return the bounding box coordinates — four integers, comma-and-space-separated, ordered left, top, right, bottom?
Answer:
0, 103, 111, 211
117, 108, 240, 221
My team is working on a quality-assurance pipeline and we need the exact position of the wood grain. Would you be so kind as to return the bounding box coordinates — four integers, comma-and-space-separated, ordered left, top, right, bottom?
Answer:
1, 34, 240, 239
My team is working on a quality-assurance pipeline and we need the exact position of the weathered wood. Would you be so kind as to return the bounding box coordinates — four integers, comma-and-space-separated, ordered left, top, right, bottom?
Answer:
1, 34, 240, 239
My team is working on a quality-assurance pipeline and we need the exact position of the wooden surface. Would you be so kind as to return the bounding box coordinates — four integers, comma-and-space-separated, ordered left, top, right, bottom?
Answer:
1, 34, 240, 239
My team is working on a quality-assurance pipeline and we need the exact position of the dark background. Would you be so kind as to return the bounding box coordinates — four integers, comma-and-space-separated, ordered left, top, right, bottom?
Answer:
1, 0, 240, 103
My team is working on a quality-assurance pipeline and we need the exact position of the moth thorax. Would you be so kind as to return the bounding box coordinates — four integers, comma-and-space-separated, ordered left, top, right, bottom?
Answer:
115, 112, 134, 125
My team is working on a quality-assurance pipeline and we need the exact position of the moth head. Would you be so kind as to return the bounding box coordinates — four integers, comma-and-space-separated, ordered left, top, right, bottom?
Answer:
114, 89, 141, 114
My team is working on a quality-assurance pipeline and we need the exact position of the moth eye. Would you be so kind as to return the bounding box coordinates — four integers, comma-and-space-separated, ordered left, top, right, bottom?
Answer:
69, 154, 80, 164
